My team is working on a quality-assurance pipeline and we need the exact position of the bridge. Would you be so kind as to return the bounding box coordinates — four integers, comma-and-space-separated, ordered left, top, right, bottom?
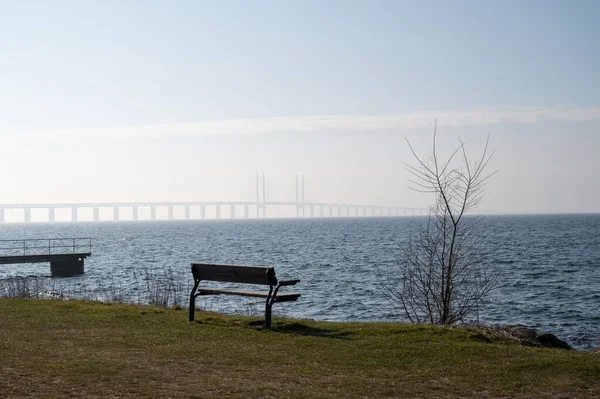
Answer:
0, 174, 427, 223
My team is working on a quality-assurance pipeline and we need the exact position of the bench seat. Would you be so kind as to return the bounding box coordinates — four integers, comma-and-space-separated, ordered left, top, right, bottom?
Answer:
198, 288, 300, 302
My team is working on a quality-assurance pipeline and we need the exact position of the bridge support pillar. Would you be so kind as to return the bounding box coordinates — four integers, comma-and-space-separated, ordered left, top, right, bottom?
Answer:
201, 205, 206, 219
113, 207, 119, 221
133, 206, 138, 221
72, 207, 78, 222
93, 207, 99, 221
51, 256, 84, 277
337, 206, 341, 217
24, 208, 31, 223
230, 205, 235, 219
49, 208, 55, 222
185, 205, 190, 220
151, 206, 156, 220
319, 206, 323, 218
216, 205, 221, 219
310, 205, 314, 218
168, 205, 174, 220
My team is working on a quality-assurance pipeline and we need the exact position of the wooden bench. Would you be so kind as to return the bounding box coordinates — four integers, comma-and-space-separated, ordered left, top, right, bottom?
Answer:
188, 262, 300, 328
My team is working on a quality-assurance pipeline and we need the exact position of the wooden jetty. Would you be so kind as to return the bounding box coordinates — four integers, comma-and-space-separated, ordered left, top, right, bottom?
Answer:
0, 238, 92, 277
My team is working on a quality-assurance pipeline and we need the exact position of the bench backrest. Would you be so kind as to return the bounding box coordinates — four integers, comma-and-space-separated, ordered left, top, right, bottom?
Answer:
191, 262, 278, 286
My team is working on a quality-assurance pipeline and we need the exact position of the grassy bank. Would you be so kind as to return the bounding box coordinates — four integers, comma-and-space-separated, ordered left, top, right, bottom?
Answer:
0, 299, 598, 398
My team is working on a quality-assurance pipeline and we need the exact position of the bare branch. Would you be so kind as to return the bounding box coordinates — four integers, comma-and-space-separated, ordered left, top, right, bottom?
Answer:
379, 124, 500, 325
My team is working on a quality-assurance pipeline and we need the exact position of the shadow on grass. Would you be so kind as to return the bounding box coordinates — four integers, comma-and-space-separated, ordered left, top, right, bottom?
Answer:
191, 314, 352, 339
269, 321, 353, 339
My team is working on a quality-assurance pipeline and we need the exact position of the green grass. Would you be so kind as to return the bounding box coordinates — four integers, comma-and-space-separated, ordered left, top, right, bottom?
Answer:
0, 299, 598, 398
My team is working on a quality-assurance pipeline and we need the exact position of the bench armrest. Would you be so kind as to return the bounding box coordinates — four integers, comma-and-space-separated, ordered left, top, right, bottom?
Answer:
277, 279, 300, 287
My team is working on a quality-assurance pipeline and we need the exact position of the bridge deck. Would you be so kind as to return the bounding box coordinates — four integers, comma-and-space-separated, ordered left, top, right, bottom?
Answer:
0, 252, 91, 265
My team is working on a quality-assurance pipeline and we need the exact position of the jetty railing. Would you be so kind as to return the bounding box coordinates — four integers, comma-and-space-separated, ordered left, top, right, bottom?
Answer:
0, 238, 92, 257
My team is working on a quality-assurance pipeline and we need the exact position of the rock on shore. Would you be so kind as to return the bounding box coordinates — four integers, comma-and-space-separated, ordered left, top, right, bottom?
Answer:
469, 325, 573, 350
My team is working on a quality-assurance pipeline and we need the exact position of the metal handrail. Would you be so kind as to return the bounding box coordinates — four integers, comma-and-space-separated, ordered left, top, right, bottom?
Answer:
0, 238, 92, 257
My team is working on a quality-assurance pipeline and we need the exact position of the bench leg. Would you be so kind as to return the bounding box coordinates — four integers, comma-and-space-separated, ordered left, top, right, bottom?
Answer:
189, 280, 200, 322
189, 294, 196, 322
265, 302, 272, 329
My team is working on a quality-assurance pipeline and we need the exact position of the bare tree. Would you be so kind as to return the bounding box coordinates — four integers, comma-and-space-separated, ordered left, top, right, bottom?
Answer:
380, 124, 499, 324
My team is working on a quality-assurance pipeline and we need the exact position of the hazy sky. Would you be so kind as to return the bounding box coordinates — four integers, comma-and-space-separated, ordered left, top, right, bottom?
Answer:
1, 0, 599, 219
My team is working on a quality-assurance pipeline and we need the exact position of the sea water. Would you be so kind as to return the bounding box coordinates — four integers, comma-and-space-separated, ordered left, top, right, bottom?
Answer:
0, 214, 598, 349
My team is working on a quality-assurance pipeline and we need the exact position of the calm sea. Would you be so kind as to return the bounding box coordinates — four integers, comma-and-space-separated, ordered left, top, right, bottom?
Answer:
1, 214, 598, 349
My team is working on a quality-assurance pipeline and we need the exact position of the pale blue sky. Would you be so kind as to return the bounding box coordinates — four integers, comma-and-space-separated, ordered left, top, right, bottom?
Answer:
1, 0, 599, 218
